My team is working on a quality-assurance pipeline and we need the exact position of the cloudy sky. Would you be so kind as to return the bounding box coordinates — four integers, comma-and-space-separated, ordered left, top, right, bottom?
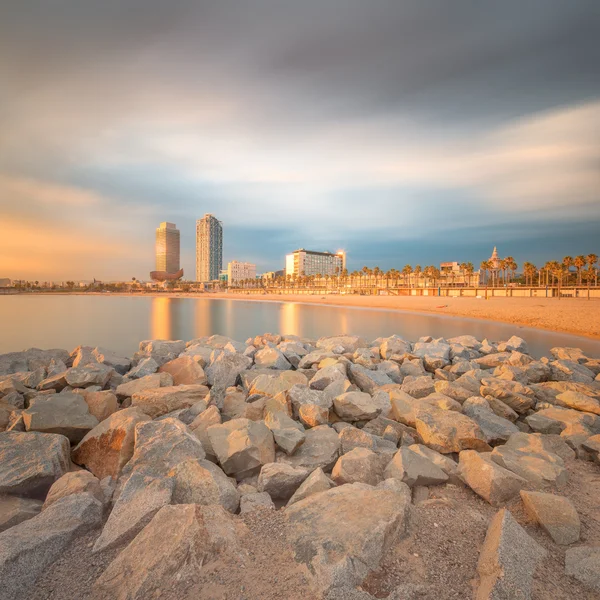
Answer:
1, 0, 599, 281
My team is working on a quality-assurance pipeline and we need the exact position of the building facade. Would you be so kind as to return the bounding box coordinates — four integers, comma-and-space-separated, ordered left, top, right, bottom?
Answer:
151, 222, 183, 281
285, 249, 346, 277
196, 214, 223, 282
227, 261, 256, 284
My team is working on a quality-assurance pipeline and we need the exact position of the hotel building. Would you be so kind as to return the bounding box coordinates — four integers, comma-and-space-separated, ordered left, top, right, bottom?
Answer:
227, 261, 257, 284
151, 222, 183, 281
285, 249, 346, 277
196, 214, 223, 282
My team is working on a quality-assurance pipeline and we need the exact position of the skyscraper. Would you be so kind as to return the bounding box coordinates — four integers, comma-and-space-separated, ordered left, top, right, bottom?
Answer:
151, 222, 183, 281
196, 214, 223, 282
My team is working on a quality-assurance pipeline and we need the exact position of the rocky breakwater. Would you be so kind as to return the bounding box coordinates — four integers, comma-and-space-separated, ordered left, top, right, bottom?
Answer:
0, 334, 599, 599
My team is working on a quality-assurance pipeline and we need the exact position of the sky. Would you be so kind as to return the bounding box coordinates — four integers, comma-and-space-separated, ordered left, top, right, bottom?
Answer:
1, 0, 599, 281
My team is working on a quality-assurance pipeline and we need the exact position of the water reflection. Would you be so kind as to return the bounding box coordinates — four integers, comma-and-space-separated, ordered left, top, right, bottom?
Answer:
1, 295, 599, 359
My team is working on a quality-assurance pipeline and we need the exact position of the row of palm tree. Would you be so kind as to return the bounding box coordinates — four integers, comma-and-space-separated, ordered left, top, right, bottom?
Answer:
521, 254, 598, 287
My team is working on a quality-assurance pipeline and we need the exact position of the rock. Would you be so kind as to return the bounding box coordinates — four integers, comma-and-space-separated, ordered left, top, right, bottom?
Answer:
377, 360, 403, 384
64, 363, 114, 389
462, 401, 520, 444
422, 392, 462, 412
207, 418, 275, 480
138, 340, 186, 365
348, 363, 394, 394
94, 504, 240, 599
121, 418, 206, 481
520, 490, 580, 545
339, 426, 376, 454
168, 459, 240, 513
189, 405, 222, 460
458, 450, 526, 506
115, 373, 173, 400
497, 335, 529, 353
535, 406, 600, 437
0, 348, 69, 376
128, 356, 160, 379
582, 434, 600, 463
485, 396, 519, 422
310, 363, 349, 391
480, 379, 535, 415
285, 483, 411, 593
555, 390, 600, 415
288, 384, 331, 416
490, 445, 567, 487
334, 391, 381, 422
71, 407, 150, 480
503, 432, 574, 462
240, 491, 275, 513
206, 352, 253, 390
264, 411, 306, 455
550, 347, 588, 363
316, 335, 368, 354
131, 384, 209, 418
299, 403, 329, 427
0, 496, 102, 600
0, 432, 70, 499
257, 463, 309, 500
379, 336, 411, 360
565, 546, 600, 593
407, 444, 461, 484
412, 341, 451, 371
42, 470, 104, 510
278, 425, 340, 471
415, 406, 491, 454
433, 380, 473, 404
157, 356, 207, 385
477, 508, 546, 600
384, 447, 448, 487
254, 346, 292, 370
22, 392, 99, 443
93, 471, 174, 553
91, 347, 131, 375
475, 352, 512, 369
331, 447, 383, 485
78, 390, 118, 422
550, 360, 596, 383
401, 376, 435, 399
0, 496, 43, 532
249, 371, 308, 397
287, 467, 335, 506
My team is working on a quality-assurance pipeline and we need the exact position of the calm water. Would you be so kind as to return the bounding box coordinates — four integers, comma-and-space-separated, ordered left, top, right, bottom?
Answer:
1, 295, 600, 359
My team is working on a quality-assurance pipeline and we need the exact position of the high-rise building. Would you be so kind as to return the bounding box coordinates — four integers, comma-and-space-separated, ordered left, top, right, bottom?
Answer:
227, 261, 256, 284
285, 249, 346, 277
151, 222, 183, 281
196, 214, 223, 282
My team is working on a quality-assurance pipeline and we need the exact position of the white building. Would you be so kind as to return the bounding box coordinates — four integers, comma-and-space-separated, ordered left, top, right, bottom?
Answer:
227, 261, 256, 284
285, 249, 346, 278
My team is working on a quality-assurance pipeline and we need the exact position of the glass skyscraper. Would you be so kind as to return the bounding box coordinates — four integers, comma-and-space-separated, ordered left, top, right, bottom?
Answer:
196, 214, 223, 282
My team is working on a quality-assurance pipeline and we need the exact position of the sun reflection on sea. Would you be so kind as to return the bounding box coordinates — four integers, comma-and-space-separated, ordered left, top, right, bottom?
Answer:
151, 297, 172, 340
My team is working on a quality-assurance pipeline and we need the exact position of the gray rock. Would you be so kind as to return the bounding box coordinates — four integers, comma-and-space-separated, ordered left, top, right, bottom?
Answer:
334, 391, 382, 422
0, 496, 43, 533
65, 363, 114, 388
462, 401, 520, 444
310, 363, 349, 391
240, 491, 275, 513
0, 494, 103, 600
42, 470, 104, 510
331, 447, 383, 485
490, 445, 567, 487
348, 363, 394, 394
206, 352, 253, 390
92, 347, 131, 375
249, 371, 308, 397
520, 490, 580, 545
128, 357, 160, 379
407, 444, 461, 485
287, 467, 335, 506
0, 432, 70, 499
258, 462, 310, 500
477, 508, 546, 600
565, 546, 600, 593
285, 483, 411, 593
401, 376, 435, 399
339, 426, 376, 454
278, 425, 340, 471
254, 346, 292, 370
384, 447, 448, 487
131, 384, 209, 418
316, 336, 368, 354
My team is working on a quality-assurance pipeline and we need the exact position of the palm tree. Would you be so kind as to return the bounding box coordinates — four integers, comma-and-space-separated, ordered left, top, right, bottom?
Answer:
562, 256, 574, 286
413, 265, 422, 287
574, 255, 586, 285
373, 266, 381, 288
464, 262, 475, 286
523, 262, 537, 286
402, 265, 413, 287
587, 254, 598, 287
480, 260, 491, 286
504, 257, 516, 284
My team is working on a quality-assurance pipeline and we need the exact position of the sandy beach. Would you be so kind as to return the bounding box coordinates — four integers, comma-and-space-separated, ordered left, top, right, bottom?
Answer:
47, 290, 599, 341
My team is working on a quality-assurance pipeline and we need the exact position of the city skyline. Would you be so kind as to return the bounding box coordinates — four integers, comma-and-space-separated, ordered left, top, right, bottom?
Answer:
1, 1, 599, 281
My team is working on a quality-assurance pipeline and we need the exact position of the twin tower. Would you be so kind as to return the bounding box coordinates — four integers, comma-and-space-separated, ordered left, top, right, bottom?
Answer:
151, 214, 223, 283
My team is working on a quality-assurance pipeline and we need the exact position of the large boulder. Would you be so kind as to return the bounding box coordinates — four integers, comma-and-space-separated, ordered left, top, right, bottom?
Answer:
565, 546, 600, 593
316, 335, 368, 354
379, 336, 411, 360
278, 425, 340, 471
285, 483, 411, 593
309, 364, 349, 391
412, 341, 451, 372
264, 411, 306, 455
0, 432, 70, 499
207, 418, 275, 480
42, 470, 104, 510
189, 406, 222, 461
257, 463, 309, 500
407, 444, 461, 484
348, 363, 394, 394
287, 384, 332, 417
131, 384, 209, 418
94, 504, 240, 600
414, 406, 491, 454
331, 447, 383, 486
64, 363, 114, 388
334, 391, 381, 422
0, 494, 103, 600
92, 347, 131, 375
76, 390, 118, 423
71, 407, 150, 480
115, 372, 173, 399
254, 346, 292, 370
520, 490, 580, 545
555, 390, 600, 415
462, 399, 520, 445
137, 340, 186, 366
205, 353, 252, 390
249, 371, 308, 397
384, 447, 448, 488
168, 459, 240, 513
490, 445, 567, 487
158, 356, 207, 385
477, 508, 546, 600
22, 392, 99, 443
458, 450, 526, 506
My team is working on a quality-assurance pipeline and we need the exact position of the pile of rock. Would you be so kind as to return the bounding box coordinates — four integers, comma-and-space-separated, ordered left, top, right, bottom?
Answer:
1, 334, 599, 599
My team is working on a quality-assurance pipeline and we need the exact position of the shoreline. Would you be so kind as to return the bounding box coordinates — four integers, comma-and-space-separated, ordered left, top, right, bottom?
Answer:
12, 290, 600, 341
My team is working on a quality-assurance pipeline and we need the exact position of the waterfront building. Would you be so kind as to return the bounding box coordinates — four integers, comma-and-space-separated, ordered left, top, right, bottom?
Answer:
228, 261, 256, 284
285, 249, 346, 277
196, 214, 223, 282
151, 222, 183, 281
489, 246, 501, 270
